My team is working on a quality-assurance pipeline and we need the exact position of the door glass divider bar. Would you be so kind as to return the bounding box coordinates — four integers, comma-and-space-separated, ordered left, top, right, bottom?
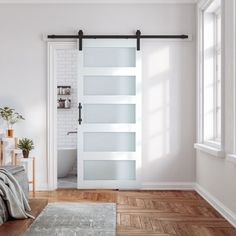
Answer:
47, 30, 189, 51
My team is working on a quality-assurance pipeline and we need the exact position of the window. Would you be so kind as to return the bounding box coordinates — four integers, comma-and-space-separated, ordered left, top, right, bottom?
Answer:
201, 0, 222, 148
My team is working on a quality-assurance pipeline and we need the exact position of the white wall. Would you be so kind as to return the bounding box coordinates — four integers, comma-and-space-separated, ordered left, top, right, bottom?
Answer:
0, 3, 196, 189
196, 0, 236, 225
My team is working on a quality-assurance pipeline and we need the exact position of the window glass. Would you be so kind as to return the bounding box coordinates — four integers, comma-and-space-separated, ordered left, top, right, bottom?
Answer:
203, 0, 221, 146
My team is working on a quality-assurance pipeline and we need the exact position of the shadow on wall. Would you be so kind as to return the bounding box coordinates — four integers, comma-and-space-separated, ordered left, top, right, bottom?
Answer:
141, 41, 195, 182
146, 46, 170, 161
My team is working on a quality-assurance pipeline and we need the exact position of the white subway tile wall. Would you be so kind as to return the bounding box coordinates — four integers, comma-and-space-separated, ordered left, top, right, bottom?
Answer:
56, 49, 78, 149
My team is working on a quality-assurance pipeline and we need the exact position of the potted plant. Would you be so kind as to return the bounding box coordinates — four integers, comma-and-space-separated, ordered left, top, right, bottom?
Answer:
0, 107, 24, 137
18, 138, 34, 158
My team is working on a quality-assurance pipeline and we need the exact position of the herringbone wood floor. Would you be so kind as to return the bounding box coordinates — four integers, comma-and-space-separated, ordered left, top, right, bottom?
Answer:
31, 190, 236, 236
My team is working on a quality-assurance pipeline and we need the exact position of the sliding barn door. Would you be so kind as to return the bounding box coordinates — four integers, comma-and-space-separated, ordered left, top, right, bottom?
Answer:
77, 39, 141, 189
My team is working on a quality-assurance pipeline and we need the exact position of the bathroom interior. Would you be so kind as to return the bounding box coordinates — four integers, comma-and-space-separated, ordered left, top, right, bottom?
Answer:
57, 49, 78, 188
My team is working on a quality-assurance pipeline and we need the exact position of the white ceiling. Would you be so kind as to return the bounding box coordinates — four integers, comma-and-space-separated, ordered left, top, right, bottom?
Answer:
0, 0, 198, 4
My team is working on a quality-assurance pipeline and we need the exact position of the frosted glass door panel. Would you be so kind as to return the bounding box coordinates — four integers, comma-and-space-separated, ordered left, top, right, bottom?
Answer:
84, 160, 136, 180
84, 47, 136, 67
84, 76, 136, 95
84, 132, 135, 152
83, 104, 135, 124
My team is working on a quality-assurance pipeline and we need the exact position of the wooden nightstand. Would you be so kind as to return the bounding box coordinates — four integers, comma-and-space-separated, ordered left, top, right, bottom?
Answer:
15, 156, 36, 196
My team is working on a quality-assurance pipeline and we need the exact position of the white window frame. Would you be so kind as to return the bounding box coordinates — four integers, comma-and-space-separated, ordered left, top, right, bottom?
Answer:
195, 0, 225, 157
227, 0, 236, 163
234, 0, 236, 154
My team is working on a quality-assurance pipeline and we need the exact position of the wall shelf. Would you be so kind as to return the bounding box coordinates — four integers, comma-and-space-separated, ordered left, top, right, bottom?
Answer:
57, 98, 71, 109
57, 86, 71, 109
57, 86, 71, 95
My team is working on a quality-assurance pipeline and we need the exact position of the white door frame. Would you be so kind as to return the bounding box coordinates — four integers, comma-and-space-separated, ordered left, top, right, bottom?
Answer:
47, 41, 77, 190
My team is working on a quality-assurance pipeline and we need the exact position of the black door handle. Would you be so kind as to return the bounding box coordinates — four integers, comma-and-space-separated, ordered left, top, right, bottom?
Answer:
78, 103, 82, 125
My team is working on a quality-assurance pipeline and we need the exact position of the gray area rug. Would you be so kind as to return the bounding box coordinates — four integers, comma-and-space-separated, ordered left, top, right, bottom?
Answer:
23, 203, 116, 236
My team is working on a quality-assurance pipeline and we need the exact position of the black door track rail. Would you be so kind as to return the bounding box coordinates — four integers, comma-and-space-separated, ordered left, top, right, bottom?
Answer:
48, 30, 188, 51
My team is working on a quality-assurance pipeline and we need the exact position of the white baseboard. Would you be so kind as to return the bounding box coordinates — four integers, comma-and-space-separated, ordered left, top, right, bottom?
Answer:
141, 182, 195, 190
226, 154, 236, 164
195, 183, 236, 228
36, 181, 195, 191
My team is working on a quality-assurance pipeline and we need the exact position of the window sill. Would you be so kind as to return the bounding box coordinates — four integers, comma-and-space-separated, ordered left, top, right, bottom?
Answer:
194, 143, 224, 158
226, 154, 236, 164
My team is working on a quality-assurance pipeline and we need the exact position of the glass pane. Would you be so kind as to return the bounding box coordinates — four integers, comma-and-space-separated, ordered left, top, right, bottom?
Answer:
84, 132, 135, 152
216, 52, 221, 141
83, 104, 135, 124
216, 107, 221, 140
84, 76, 136, 95
84, 47, 136, 67
204, 63, 214, 141
203, 7, 216, 141
84, 160, 136, 180
217, 15, 221, 46
217, 53, 221, 83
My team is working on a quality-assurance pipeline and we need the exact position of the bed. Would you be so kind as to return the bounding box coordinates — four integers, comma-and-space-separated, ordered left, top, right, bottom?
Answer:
0, 165, 29, 225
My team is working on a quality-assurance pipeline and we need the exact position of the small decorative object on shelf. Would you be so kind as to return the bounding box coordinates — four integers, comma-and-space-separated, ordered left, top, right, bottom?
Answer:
18, 138, 34, 158
57, 86, 71, 95
57, 98, 71, 109
65, 98, 71, 108
0, 107, 25, 138
58, 98, 64, 108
